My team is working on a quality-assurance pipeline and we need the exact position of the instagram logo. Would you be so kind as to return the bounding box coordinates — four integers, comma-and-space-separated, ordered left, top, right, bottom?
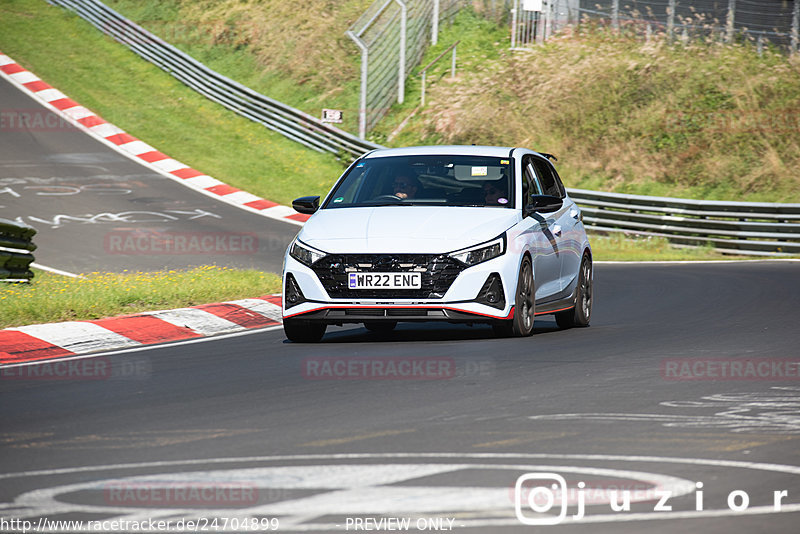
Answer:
514, 473, 568, 525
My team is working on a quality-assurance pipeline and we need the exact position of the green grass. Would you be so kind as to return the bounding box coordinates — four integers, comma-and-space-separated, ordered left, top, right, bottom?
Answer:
587, 233, 754, 261
0, 0, 345, 205
0, 266, 282, 329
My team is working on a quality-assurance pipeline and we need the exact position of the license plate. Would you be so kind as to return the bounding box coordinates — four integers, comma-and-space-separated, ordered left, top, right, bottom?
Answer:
348, 272, 421, 289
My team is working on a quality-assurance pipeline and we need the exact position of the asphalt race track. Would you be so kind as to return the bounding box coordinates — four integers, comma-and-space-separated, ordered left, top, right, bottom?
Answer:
0, 76, 297, 274
1, 262, 799, 532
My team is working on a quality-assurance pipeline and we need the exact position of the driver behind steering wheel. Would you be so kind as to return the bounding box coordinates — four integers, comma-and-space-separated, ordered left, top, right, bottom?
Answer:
392, 174, 420, 200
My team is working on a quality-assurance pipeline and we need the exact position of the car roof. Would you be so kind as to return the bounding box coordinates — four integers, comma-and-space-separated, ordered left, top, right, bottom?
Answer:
362, 145, 517, 159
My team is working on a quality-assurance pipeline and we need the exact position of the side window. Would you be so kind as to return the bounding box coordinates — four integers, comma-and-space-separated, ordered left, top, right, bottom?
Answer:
521, 156, 543, 209
531, 157, 563, 198
549, 164, 567, 197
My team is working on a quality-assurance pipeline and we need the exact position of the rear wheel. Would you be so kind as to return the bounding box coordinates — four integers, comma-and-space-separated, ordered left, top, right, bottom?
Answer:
283, 318, 326, 343
493, 256, 535, 338
555, 254, 592, 329
364, 321, 397, 333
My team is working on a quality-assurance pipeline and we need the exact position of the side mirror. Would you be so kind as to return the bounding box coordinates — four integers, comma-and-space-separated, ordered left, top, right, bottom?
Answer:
524, 195, 563, 216
292, 196, 320, 215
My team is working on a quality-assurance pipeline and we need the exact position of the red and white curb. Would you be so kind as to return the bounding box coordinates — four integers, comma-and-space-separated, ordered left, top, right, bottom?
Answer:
0, 51, 310, 226
0, 295, 283, 365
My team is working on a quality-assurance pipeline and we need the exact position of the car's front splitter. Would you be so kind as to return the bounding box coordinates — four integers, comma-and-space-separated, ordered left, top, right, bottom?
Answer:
283, 303, 515, 324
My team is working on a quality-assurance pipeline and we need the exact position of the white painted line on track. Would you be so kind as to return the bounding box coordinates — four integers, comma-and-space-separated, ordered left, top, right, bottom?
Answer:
30, 263, 82, 278
3, 452, 799, 480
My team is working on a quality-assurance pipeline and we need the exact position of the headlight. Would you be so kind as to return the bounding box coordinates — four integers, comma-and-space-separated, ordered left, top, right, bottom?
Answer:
449, 234, 506, 266
289, 239, 326, 267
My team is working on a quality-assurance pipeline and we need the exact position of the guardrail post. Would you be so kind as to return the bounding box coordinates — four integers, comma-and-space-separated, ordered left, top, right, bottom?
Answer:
0, 218, 37, 282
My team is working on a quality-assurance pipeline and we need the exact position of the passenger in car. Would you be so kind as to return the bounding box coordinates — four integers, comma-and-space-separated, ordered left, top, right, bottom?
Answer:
483, 179, 509, 205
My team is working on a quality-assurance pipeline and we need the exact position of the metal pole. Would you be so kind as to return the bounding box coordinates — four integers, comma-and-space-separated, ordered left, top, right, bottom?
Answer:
536, 8, 544, 43
396, 0, 407, 104
726, 0, 736, 43
346, 30, 369, 138
432, 0, 439, 45
612, 0, 619, 31
792, 0, 799, 54
510, 6, 517, 48
667, 0, 675, 42
421, 71, 426, 107
451, 44, 456, 77
544, 0, 552, 39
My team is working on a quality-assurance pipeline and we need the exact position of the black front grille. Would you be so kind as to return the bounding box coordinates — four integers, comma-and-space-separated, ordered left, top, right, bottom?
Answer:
311, 254, 465, 299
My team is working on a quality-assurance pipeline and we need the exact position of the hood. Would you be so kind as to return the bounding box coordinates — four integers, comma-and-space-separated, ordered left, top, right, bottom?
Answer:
298, 206, 519, 254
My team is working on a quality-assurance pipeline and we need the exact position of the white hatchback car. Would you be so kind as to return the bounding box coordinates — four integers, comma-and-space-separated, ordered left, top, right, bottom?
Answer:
282, 145, 592, 342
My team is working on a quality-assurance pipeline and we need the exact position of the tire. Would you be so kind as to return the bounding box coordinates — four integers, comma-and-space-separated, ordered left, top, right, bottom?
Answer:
364, 321, 397, 333
556, 254, 592, 329
283, 318, 326, 343
493, 256, 535, 337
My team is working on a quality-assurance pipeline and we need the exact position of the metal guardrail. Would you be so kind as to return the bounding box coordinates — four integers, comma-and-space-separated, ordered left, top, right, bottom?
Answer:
568, 188, 800, 256
0, 219, 37, 282
48, 0, 381, 159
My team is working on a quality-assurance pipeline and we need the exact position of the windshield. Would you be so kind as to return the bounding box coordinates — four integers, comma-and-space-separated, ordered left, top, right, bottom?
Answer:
322, 155, 515, 209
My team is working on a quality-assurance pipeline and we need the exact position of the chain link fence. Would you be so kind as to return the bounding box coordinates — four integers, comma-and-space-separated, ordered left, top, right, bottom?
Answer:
511, 1, 800, 51
347, 0, 468, 138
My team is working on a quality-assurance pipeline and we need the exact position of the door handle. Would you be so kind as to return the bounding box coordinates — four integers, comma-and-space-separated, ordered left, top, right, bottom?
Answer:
570, 208, 581, 221
553, 225, 562, 237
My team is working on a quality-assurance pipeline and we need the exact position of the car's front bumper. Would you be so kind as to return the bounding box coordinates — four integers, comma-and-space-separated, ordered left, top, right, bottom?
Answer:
282, 252, 518, 323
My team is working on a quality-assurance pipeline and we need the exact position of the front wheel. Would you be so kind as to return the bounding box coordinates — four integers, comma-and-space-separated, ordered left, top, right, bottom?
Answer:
555, 254, 592, 329
283, 318, 326, 343
493, 256, 535, 337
